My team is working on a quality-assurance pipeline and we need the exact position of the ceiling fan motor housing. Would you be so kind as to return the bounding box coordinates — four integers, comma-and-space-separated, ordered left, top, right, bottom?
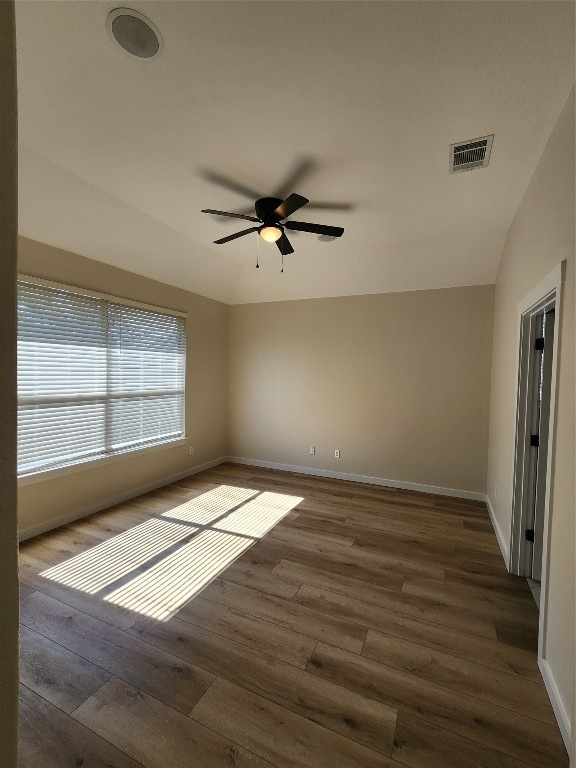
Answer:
255, 197, 284, 223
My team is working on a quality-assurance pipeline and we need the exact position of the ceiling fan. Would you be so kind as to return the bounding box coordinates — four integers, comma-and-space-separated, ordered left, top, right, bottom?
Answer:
199, 157, 353, 217
201, 193, 344, 256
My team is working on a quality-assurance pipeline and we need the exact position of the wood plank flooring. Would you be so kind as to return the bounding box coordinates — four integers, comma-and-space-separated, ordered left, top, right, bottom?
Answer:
18, 463, 568, 768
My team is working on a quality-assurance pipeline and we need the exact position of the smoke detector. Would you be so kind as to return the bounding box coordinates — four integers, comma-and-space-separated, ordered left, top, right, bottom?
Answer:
106, 8, 163, 60
449, 135, 494, 173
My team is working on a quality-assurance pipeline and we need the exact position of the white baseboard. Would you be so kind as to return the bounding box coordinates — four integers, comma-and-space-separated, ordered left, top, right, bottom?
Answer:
484, 497, 571, 752
227, 456, 486, 502
484, 494, 510, 568
539, 657, 572, 751
18, 457, 228, 541
19, 455, 486, 540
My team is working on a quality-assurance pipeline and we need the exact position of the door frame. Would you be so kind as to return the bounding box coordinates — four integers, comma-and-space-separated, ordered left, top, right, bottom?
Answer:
511, 297, 556, 578
529, 305, 555, 582
509, 261, 564, 658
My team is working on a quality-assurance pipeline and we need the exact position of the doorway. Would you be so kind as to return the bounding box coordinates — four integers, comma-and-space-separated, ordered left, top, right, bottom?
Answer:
509, 263, 563, 619
525, 305, 555, 587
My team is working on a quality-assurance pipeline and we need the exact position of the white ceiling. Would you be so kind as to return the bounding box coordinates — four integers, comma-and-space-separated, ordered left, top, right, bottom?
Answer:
16, 1, 575, 305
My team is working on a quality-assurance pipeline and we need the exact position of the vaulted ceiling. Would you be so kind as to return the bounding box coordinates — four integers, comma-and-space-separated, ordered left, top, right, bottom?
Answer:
16, 1, 575, 304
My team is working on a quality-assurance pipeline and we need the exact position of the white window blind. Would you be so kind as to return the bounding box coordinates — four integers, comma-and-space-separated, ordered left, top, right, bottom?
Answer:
17, 278, 186, 476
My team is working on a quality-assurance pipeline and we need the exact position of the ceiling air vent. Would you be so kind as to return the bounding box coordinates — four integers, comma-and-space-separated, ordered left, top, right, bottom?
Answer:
449, 135, 494, 173
106, 8, 163, 60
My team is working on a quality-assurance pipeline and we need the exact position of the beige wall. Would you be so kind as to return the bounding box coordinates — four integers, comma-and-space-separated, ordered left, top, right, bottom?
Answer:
487, 88, 575, 745
0, 2, 19, 765
18, 237, 229, 537
229, 285, 494, 495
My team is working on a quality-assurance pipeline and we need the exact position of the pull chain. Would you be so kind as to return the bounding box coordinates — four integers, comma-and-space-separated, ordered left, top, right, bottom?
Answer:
256, 235, 260, 268
281, 250, 284, 273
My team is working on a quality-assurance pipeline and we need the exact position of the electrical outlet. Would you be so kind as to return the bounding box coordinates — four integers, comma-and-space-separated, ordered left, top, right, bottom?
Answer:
309, 446, 315, 455
334, 449, 340, 459
189, 446, 195, 455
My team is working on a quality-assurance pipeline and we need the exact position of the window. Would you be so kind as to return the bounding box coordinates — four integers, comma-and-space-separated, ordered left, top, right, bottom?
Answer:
17, 276, 186, 477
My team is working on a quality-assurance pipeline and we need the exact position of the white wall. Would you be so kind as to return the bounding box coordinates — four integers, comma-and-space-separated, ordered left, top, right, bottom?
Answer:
229, 285, 494, 496
18, 237, 229, 538
487, 87, 575, 748
0, 2, 20, 765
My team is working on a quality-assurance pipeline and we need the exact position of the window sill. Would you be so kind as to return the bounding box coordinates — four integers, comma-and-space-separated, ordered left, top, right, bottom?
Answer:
18, 437, 188, 487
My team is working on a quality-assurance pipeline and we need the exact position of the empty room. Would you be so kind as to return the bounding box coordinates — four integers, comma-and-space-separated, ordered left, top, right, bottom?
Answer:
1, 1, 575, 767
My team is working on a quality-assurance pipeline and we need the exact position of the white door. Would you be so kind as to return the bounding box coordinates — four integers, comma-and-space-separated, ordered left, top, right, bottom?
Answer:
526, 306, 555, 582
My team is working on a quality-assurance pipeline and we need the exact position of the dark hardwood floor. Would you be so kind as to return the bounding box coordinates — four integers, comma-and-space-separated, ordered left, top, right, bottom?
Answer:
18, 463, 568, 767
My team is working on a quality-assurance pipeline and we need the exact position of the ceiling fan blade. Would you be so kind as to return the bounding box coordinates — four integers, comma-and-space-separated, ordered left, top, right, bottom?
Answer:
273, 157, 315, 200
276, 232, 294, 255
201, 209, 260, 222
285, 220, 344, 237
214, 227, 260, 244
233, 205, 258, 217
200, 170, 263, 200
274, 193, 309, 220
305, 202, 353, 211
232, 201, 351, 218
234, 203, 350, 218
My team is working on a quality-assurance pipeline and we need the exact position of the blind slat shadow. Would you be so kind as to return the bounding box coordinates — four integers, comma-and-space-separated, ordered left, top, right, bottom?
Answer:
40, 484, 303, 621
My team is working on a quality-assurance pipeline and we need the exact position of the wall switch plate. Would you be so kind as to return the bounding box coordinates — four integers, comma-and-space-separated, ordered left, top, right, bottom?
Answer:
309, 446, 315, 455
189, 446, 195, 455
334, 449, 340, 458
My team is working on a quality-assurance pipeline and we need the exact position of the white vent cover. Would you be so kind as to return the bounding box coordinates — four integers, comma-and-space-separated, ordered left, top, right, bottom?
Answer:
449, 135, 494, 173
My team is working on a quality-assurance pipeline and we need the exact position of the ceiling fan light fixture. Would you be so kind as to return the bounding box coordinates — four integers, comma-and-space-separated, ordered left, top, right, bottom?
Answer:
259, 225, 283, 243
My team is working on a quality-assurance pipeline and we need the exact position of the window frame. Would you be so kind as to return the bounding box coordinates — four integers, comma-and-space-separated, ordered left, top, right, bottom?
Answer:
17, 274, 187, 483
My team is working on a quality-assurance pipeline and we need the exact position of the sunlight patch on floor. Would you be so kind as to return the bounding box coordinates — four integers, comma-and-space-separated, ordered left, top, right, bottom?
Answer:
215, 491, 304, 539
39, 518, 194, 594
104, 529, 252, 620
160, 485, 258, 525
38, 485, 303, 620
